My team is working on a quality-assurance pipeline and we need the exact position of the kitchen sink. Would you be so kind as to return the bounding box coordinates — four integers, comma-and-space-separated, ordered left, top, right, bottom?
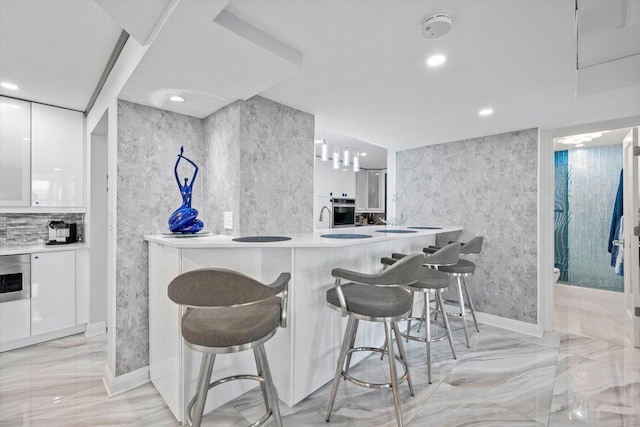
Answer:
375, 229, 417, 233
232, 236, 292, 242
406, 226, 442, 230
320, 233, 373, 239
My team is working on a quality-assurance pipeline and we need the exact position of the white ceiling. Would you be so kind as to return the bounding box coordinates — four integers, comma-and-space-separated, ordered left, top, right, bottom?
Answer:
1, 0, 639, 156
553, 127, 632, 151
0, 0, 122, 111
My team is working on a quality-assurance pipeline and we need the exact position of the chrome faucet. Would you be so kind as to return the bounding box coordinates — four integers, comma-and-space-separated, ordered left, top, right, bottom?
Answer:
319, 205, 330, 222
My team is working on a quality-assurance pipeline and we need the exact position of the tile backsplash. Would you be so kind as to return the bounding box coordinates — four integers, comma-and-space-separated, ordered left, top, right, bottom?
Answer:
0, 213, 84, 247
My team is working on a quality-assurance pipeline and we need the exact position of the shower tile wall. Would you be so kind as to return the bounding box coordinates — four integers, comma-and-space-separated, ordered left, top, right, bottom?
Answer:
0, 213, 85, 247
564, 145, 623, 292
554, 151, 569, 281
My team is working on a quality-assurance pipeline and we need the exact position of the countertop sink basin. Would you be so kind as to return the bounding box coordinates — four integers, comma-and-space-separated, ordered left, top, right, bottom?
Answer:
232, 236, 292, 242
406, 226, 442, 230
320, 233, 373, 239
375, 229, 417, 234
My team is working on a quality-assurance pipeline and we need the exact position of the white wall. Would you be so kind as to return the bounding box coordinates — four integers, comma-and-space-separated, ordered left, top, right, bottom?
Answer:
90, 131, 108, 325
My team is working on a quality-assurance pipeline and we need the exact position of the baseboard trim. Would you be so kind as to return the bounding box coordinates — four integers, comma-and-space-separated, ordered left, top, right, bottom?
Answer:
84, 321, 107, 337
103, 364, 149, 397
0, 324, 86, 352
442, 303, 544, 338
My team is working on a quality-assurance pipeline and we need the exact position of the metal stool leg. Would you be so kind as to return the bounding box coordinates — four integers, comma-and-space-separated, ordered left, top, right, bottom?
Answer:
384, 321, 403, 427
326, 316, 358, 422
456, 276, 470, 348
392, 321, 414, 396
435, 291, 456, 360
416, 294, 427, 333
425, 292, 432, 384
344, 319, 360, 375
253, 347, 269, 413
255, 344, 283, 427
405, 290, 415, 342
461, 277, 480, 333
190, 353, 215, 427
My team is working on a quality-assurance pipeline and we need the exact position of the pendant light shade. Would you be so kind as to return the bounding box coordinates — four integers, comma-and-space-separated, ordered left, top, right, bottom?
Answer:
321, 139, 328, 161
343, 148, 350, 166
332, 149, 339, 169
353, 154, 360, 172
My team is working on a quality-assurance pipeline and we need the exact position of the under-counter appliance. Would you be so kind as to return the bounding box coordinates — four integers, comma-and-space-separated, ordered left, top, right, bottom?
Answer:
332, 198, 356, 228
47, 221, 78, 244
0, 254, 30, 304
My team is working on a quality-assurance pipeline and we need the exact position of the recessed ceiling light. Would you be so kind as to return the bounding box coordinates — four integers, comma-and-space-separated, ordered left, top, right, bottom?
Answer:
575, 143, 584, 147
478, 108, 493, 116
360, 152, 367, 157
168, 94, 185, 103
1, 82, 19, 90
426, 55, 446, 67
314, 139, 323, 144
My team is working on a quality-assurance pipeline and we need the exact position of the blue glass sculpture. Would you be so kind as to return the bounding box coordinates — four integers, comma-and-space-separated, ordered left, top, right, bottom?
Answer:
168, 146, 204, 233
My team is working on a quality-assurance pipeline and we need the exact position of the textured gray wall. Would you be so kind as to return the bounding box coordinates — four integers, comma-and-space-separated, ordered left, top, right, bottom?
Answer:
202, 101, 242, 233
116, 100, 204, 375
238, 96, 314, 235
396, 128, 538, 323
202, 96, 314, 235
114, 97, 313, 376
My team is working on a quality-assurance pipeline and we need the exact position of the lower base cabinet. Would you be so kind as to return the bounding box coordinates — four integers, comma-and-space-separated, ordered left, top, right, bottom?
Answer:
0, 299, 30, 343
31, 251, 75, 336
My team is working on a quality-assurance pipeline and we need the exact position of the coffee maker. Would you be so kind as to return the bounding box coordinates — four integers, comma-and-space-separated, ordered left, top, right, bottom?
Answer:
47, 221, 78, 244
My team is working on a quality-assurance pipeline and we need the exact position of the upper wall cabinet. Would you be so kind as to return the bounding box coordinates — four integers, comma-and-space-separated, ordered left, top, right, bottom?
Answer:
0, 97, 31, 206
31, 104, 84, 207
314, 158, 356, 199
356, 169, 386, 213
1, 99, 84, 209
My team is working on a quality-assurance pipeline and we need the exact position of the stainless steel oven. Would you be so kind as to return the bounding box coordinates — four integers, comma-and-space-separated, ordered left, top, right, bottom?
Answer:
332, 198, 356, 228
0, 254, 30, 303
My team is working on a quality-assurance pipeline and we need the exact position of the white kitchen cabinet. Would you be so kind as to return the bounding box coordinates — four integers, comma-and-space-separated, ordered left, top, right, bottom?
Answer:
314, 157, 356, 199
0, 96, 31, 206
356, 171, 367, 211
0, 299, 30, 343
31, 251, 76, 336
356, 169, 386, 212
31, 103, 84, 207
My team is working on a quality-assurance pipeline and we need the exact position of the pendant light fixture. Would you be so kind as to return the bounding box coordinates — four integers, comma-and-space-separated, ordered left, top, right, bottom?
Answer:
332, 148, 340, 169
353, 153, 360, 172
343, 147, 350, 167
321, 139, 328, 161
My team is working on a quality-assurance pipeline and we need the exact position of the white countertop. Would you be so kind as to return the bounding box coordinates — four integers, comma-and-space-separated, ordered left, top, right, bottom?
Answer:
0, 242, 88, 256
144, 225, 462, 249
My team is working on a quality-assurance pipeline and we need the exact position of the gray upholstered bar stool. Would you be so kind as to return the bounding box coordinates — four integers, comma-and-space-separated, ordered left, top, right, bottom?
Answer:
381, 242, 461, 384
426, 236, 484, 348
167, 268, 290, 427
325, 253, 425, 427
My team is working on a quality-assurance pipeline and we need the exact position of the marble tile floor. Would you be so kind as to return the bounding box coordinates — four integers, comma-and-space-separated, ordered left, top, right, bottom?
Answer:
1, 319, 638, 427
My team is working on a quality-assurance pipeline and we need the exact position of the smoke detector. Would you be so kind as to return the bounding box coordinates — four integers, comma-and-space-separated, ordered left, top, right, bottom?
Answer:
421, 13, 453, 39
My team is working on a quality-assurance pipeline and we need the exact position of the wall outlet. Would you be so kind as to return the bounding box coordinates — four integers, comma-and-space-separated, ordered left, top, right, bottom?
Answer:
224, 211, 233, 230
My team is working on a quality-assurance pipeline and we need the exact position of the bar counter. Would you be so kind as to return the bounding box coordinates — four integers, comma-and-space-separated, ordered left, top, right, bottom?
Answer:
145, 225, 461, 423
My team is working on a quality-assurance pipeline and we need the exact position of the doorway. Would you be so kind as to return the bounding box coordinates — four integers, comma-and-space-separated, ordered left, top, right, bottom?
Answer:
87, 112, 108, 335
540, 116, 640, 347
552, 128, 628, 344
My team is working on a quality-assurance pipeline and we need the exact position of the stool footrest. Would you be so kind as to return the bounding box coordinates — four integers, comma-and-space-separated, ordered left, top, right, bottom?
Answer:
399, 317, 448, 343
443, 299, 474, 315
187, 374, 271, 427
342, 347, 409, 390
